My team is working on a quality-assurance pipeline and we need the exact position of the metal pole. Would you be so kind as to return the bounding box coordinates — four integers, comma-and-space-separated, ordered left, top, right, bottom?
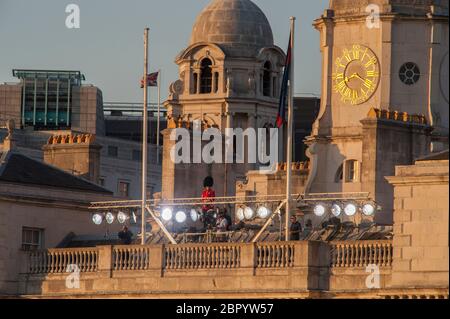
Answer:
145, 206, 177, 245
141, 28, 149, 245
252, 200, 287, 243
285, 17, 295, 241
156, 69, 161, 164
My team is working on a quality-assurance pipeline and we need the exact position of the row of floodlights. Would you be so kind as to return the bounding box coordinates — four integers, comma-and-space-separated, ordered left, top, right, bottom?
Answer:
236, 206, 271, 221
92, 211, 137, 225
161, 208, 199, 223
159, 205, 273, 223
313, 202, 378, 217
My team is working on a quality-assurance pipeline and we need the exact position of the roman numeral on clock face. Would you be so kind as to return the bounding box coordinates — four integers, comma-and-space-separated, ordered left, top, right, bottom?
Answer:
365, 56, 377, 68
366, 70, 378, 78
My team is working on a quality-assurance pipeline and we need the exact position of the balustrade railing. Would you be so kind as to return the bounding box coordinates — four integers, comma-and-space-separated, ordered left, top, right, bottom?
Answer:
256, 242, 295, 268
29, 248, 98, 274
26, 240, 393, 275
330, 240, 392, 268
164, 243, 241, 270
113, 246, 150, 271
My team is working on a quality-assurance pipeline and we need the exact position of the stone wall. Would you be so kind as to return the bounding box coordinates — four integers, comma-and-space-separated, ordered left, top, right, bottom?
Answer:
0, 84, 22, 129
0, 182, 117, 295
71, 86, 105, 136
361, 110, 432, 225
16, 239, 448, 298
387, 156, 449, 288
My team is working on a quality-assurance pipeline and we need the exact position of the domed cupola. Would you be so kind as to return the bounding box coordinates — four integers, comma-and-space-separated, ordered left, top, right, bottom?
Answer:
189, 0, 274, 58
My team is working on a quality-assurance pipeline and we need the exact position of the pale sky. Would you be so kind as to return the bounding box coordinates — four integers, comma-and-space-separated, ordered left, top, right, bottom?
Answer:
0, 0, 328, 103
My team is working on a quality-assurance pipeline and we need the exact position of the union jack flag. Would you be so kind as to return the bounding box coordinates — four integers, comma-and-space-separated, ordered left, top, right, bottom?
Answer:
140, 71, 159, 88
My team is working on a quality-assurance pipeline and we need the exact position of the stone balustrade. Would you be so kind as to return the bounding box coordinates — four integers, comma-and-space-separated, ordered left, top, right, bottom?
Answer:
256, 242, 295, 268
330, 240, 393, 268
165, 243, 242, 270
27, 240, 393, 275
113, 246, 151, 271
29, 248, 98, 274
21, 240, 431, 298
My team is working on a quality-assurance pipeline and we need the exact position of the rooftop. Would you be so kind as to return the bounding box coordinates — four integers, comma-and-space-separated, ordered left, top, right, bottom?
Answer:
0, 151, 112, 194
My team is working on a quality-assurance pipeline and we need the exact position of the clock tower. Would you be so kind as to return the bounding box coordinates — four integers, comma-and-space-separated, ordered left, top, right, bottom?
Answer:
306, 0, 449, 224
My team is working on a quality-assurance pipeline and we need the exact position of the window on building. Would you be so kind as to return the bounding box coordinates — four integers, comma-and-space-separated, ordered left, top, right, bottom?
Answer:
99, 177, 105, 187
193, 73, 198, 94
345, 160, 360, 183
22, 227, 44, 251
200, 58, 213, 94
263, 61, 272, 97
108, 146, 118, 157
214, 72, 219, 93
132, 150, 142, 161
118, 181, 130, 198
272, 77, 278, 97
335, 164, 343, 183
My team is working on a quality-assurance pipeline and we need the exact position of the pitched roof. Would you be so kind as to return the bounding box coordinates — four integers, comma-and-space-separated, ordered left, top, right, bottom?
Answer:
0, 151, 112, 194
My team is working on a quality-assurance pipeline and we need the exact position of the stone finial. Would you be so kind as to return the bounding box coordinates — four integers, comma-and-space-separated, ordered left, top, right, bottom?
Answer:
5, 119, 15, 139
3, 119, 16, 151
367, 107, 379, 118
177, 116, 183, 128
276, 161, 310, 172
167, 115, 177, 129
45, 133, 96, 145
402, 112, 409, 122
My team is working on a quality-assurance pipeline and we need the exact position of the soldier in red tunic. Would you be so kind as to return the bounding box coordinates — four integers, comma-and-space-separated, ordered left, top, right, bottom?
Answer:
201, 176, 216, 229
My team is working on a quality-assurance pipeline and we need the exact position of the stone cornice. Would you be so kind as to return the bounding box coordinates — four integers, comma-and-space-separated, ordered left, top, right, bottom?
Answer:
385, 175, 449, 186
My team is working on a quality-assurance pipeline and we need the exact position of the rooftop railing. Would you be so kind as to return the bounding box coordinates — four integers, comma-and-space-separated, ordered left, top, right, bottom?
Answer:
26, 240, 393, 275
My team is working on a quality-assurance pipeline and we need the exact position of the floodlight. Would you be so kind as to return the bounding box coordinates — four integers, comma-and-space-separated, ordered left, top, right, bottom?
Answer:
344, 203, 358, 216
236, 207, 245, 221
92, 213, 103, 225
105, 212, 115, 224
117, 211, 128, 224
313, 203, 327, 217
257, 206, 271, 219
190, 209, 199, 222
175, 210, 187, 223
130, 211, 137, 224
362, 203, 376, 216
331, 204, 342, 217
161, 207, 173, 221
244, 206, 255, 220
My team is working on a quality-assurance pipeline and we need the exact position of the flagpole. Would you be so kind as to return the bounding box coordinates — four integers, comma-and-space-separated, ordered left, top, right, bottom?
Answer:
285, 17, 295, 242
141, 27, 149, 245
156, 69, 161, 164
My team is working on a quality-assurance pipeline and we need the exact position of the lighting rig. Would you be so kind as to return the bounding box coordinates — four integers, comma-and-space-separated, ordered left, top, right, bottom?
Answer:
88, 192, 380, 244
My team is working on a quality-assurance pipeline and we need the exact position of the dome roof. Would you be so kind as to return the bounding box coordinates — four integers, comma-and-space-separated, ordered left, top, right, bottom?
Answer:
190, 0, 274, 57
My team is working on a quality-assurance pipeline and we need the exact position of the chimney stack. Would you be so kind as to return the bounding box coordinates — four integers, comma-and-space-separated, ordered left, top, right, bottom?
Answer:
43, 133, 102, 184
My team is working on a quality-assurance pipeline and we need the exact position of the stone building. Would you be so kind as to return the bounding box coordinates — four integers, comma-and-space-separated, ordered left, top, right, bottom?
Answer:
0, 0, 448, 299
0, 137, 119, 294
162, 0, 286, 199
0, 70, 162, 199
303, 0, 449, 225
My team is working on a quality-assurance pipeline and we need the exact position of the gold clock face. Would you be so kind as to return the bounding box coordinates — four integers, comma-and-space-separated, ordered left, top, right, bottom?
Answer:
333, 45, 380, 105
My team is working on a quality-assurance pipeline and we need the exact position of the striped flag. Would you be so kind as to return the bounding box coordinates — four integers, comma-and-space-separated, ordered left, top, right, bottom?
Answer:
140, 71, 159, 88
276, 33, 292, 128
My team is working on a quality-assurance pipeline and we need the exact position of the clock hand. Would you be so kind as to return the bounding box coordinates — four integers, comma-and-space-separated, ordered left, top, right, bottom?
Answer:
354, 73, 366, 81
345, 73, 357, 83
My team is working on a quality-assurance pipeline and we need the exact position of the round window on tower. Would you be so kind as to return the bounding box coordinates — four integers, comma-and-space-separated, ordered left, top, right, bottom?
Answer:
399, 62, 420, 85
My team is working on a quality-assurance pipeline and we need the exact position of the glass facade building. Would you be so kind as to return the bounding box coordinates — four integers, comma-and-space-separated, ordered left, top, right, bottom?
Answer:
13, 70, 85, 130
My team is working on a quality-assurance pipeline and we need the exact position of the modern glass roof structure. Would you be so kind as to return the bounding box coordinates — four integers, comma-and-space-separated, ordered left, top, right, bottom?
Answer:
12, 69, 86, 129
13, 69, 85, 86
